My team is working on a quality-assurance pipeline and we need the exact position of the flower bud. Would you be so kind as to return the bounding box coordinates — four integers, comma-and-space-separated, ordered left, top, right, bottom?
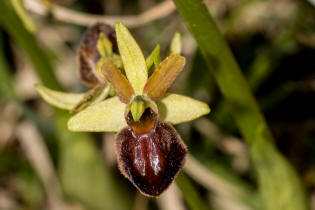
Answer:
77, 23, 117, 87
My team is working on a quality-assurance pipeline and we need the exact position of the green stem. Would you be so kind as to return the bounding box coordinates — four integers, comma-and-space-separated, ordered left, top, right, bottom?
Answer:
173, 0, 308, 209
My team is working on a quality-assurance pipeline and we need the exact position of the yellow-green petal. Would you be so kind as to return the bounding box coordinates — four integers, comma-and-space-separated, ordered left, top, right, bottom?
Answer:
68, 96, 126, 132
157, 93, 210, 124
35, 84, 84, 110
115, 22, 147, 95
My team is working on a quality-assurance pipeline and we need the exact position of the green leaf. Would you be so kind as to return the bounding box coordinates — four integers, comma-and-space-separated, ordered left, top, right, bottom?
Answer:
100, 58, 134, 103
115, 22, 147, 95
68, 96, 126, 132
250, 133, 308, 210
10, 0, 36, 33
176, 173, 209, 210
157, 93, 210, 124
170, 32, 182, 54
146, 44, 161, 70
144, 53, 185, 100
97, 32, 113, 58
172, 0, 308, 209
0, 0, 61, 90
35, 84, 84, 110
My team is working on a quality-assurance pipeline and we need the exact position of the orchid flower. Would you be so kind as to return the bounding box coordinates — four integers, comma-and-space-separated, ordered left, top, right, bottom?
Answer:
35, 23, 210, 196
36, 23, 120, 113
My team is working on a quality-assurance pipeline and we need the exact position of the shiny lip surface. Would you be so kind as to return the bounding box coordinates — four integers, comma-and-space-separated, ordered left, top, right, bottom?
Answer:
116, 122, 187, 196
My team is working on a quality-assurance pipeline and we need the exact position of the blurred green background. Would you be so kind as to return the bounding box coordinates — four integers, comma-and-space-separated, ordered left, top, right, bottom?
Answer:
0, 0, 314, 209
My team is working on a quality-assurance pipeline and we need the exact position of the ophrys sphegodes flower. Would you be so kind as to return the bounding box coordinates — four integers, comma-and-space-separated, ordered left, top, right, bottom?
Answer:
35, 22, 210, 196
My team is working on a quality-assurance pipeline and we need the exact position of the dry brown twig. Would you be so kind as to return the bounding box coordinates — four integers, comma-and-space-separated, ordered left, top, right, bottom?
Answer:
184, 154, 243, 197
24, 0, 176, 28
193, 118, 249, 172
184, 155, 252, 210
158, 184, 185, 210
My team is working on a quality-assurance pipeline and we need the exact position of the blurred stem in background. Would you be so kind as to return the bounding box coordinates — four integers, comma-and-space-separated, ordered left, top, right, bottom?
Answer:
173, 0, 309, 210
0, 32, 53, 134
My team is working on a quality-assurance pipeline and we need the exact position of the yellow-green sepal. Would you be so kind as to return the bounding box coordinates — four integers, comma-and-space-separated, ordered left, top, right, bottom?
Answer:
71, 85, 110, 113
157, 93, 210, 124
115, 22, 147, 95
97, 32, 113, 58
35, 84, 84, 110
146, 44, 161, 71
170, 32, 181, 55
68, 96, 126, 132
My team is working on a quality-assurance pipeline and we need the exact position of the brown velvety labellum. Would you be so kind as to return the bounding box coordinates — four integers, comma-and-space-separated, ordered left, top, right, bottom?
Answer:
77, 23, 118, 87
116, 122, 187, 196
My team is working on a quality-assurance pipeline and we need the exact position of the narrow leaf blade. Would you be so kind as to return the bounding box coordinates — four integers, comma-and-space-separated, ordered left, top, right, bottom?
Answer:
101, 58, 134, 103
157, 93, 210, 124
68, 96, 126, 132
35, 84, 84, 110
115, 22, 147, 95
173, 0, 308, 209
144, 54, 185, 100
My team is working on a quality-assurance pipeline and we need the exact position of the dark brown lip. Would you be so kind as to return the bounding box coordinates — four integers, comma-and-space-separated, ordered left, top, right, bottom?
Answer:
115, 122, 187, 196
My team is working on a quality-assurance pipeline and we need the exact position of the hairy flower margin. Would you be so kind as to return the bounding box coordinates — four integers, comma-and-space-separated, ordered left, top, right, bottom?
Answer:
35, 23, 210, 196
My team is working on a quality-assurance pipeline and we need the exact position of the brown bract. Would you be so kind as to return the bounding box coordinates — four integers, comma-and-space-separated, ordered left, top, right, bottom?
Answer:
77, 23, 117, 87
116, 121, 186, 196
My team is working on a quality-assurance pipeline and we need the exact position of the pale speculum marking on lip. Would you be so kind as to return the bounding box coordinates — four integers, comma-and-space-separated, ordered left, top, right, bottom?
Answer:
149, 137, 161, 175
133, 135, 162, 177
131, 131, 164, 176
134, 144, 146, 176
